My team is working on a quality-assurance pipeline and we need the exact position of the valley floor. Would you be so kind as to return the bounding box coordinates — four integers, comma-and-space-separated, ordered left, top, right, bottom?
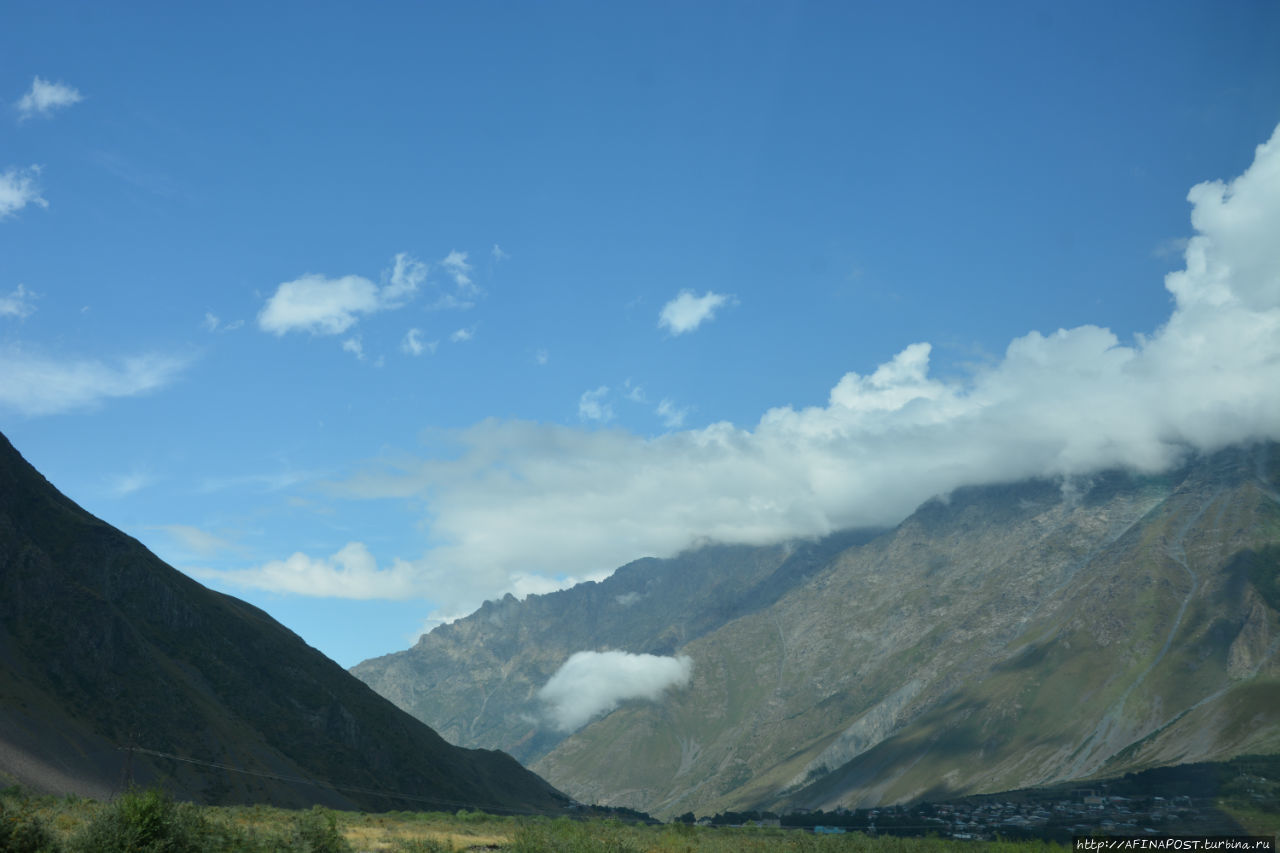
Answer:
2, 786, 1276, 853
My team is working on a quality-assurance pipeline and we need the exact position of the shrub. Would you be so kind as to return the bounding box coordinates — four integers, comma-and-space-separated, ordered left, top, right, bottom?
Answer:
285, 806, 352, 853
509, 818, 642, 853
394, 838, 455, 852
0, 791, 62, 853
67, 788, 205, 853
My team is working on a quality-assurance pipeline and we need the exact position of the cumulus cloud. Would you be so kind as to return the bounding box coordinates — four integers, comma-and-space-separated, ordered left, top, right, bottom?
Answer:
450, 327, 474, 343
537, 651, 694, 731
259, 273, 381, 335
578, 386, 614, 422
194, 542, 421, 599
0, 166, 47, 219
258, 253, 427, 336
16, 77, 82, 120
0, 284, 36, 318
0, 348, 189, 416
658, 289, 734, 335
319, 120, 1280, 623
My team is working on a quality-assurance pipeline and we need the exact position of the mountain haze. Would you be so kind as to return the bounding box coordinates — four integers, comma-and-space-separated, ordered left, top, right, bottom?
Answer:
354, 443, 1280, 817
0, 431, 569, 814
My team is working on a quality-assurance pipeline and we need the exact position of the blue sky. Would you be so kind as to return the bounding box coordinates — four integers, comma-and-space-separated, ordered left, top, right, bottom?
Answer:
3, 1, 1280, 667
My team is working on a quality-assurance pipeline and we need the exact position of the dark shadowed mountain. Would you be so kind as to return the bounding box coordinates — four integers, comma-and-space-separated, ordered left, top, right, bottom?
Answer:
0, 431, 570, 813
354, 442, 1280, 818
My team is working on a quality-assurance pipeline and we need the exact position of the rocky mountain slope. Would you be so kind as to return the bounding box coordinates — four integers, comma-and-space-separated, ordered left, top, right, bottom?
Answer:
352, 528, 882, 765
354, 442, 1280, 818
0, 431, 569, 814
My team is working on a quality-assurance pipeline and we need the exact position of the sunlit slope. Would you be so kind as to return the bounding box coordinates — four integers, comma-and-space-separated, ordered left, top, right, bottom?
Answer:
0, 431, 569, 814
530, 444, 1280, 817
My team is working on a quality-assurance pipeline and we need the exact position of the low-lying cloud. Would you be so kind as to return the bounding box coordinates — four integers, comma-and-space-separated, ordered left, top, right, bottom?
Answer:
194, 542, 420, 600
538, 651, 694, 731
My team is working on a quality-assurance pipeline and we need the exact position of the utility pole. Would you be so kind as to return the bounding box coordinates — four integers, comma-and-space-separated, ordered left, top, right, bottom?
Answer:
117, 732, 138, 795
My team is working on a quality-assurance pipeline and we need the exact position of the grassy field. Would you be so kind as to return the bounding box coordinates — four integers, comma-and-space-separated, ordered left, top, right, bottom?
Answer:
0, 786, 1080, 853
7, 784, 1278, 852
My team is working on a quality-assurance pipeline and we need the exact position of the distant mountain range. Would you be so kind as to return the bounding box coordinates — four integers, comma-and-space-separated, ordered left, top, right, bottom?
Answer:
353, 442, 1280, 818
0, 431, 569, 814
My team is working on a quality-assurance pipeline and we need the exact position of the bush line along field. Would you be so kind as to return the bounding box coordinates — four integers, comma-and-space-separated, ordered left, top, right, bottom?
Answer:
1, 786, 1075, 853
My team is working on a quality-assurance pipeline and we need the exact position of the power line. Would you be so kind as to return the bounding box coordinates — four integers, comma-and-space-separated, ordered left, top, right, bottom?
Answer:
121, 745, 572, 818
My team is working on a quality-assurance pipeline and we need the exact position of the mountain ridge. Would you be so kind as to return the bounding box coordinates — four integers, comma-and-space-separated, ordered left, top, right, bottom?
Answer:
0, 430, 570, 814
354, 442, 1280, 817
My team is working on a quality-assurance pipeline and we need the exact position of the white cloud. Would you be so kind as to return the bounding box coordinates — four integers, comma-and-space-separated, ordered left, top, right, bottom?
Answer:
578, 386, 614, 422
419, 247, 483, 311
197, 469, 313, 494
111, 470, 157, 497
402, 328, 437, 356
624, 381, 647, 404
0, 348, 189, 416
538, 650, 694, 731
450, 326, 474, 343
0, 284, 36, 319
152, 524, 236, 556
16, 76, 82, 120
492, 244, 509, 261
535, 348, 549, 366
384, 252, 426, 305
658, 289, 734, 335
259, 273, 380, 335
441, 250, 473, 289
342, 335, 365, 360
428, 250, 482, 310
0, 166, 47, 219
195, 542, 421, 600
324, 121, 1280, 626
258, 253, 427, 336
202, 312, 243, 333
656, 398, 687, 429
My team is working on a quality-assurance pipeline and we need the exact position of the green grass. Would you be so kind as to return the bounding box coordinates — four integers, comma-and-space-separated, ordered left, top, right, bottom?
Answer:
0, 786, 1079, 852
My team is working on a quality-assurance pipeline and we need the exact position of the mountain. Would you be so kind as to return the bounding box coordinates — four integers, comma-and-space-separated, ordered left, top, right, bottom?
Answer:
353, 442, 1280, 818
352, 527, 884, 765
0, 431, 570, 814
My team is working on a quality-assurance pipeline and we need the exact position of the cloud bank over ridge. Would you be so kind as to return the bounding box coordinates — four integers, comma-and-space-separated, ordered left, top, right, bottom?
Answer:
219, 121, 1280, 625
